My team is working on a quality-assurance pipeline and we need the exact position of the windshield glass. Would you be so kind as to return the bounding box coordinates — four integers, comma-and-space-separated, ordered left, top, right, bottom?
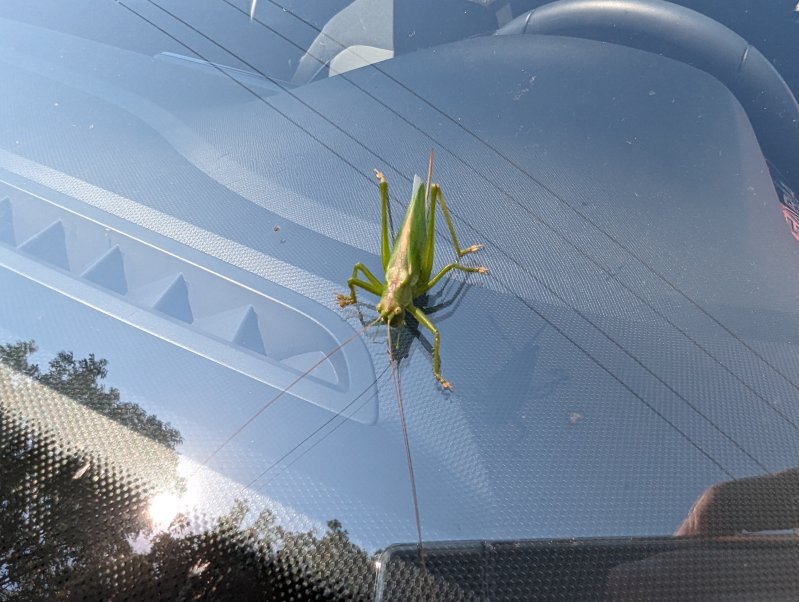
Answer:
2, 1, 799, 600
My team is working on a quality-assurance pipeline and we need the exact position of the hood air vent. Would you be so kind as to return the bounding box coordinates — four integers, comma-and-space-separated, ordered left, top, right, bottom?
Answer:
0, 183, 378, 424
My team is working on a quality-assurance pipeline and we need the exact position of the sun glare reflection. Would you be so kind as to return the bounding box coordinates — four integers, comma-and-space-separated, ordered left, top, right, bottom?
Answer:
147, 492, 183, 530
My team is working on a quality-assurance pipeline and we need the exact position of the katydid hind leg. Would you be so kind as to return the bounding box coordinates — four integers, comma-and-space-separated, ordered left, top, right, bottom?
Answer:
421, 262, 487, 295
432, 184, 484, 257
421, 160, 438, 285
375, 169, 392, 271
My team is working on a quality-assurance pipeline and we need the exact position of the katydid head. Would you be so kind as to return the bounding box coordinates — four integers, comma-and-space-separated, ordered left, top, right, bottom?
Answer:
376, 298, 405, 326
377, 278, 411, 326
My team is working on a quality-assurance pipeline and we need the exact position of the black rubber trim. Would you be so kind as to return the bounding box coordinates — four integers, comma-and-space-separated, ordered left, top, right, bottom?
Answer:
497, 0, 799, 190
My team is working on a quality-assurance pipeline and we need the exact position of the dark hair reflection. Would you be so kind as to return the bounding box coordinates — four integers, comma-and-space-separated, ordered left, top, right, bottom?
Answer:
607, 469, 799, 601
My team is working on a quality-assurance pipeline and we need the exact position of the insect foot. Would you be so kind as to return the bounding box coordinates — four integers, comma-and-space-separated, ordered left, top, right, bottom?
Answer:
436, 375, 452, 390
336, 293, 355, 307
460, 244, 484, 256
477, 266, 489, 274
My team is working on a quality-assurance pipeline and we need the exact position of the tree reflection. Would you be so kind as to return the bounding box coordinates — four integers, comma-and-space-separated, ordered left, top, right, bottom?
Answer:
0, 341, 374, 601
0, 341, 182, 449
141, 507, 373, 601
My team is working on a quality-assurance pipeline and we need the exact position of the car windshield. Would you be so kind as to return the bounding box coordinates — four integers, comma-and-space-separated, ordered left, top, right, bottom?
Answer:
2, 1, 799, 600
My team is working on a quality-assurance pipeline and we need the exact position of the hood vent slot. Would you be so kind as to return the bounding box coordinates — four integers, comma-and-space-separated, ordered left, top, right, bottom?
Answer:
148, 273, 194, 324
18, 219, 70, 270
81, 245, 128, 294
194, 305, 267, 356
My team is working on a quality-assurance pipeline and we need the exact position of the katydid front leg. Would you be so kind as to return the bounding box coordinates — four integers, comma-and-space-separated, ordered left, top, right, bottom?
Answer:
407, 303, 450, 389
336, 263, 384, 307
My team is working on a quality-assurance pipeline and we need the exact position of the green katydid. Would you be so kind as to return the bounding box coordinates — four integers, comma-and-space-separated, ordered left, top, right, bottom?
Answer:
335, 149, 486, 568
201, 151, 485, 570
336, 150, 487, 389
